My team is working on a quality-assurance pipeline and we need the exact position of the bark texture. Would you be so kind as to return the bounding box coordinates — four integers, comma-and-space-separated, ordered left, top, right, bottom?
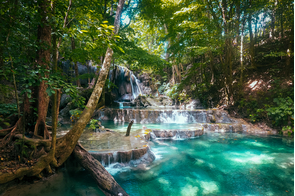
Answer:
74, 143, 129, 196
33, 0, 52, 139
125, 120, 134, 136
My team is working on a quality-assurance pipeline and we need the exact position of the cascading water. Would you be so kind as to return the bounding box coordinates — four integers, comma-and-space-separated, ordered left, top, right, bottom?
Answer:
110, 65, 143, 102
130, 74, 136, 100
158, 110, 193, 124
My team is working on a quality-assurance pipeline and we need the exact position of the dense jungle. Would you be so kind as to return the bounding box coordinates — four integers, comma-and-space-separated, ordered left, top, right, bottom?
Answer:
0, 0, 293, 195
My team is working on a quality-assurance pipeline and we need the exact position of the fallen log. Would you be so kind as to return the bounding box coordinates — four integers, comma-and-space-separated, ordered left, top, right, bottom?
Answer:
73, 143, 129, 196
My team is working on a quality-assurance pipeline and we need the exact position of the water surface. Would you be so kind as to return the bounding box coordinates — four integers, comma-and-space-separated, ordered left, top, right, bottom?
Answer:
3, 132, 292, 196
109, 133, 294, 196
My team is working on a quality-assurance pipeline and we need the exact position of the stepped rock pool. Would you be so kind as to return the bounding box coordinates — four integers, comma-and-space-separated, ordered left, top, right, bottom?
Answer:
3, 131, 293, 196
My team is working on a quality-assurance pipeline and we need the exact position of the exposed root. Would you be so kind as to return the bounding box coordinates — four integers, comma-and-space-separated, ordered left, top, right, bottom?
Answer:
46, 125, 52, 130
14, 134, 51, 149
33, 120, 51, 140
0, 124, 16, 135
0, 151, 54, 184
1, 118, 21, 147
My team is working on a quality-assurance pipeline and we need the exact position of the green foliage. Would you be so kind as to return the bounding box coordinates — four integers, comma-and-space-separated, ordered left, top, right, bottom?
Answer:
158, 82, 170, 94
166, 83, 179, 100
266, 97, 293, 126
282, 126, 294, 136
47, 73, 86, 108
105, 79, 117, 92
69, 109, 83, 122
89, 119, 101, 130
0, 104, 18, 129
0, 104, 18, 117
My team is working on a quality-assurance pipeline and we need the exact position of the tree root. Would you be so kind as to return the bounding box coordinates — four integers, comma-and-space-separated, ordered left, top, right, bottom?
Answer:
34, 120, 51, 140
46, 125, 52, 130
1, 118, 21, 147
0, 151, 54, 184
0, 125, 16, 137
14, 134, 51, 150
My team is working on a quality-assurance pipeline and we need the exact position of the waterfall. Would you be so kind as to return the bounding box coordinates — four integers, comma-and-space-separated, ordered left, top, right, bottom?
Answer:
131, 72, 142, 96
110, 65, 143, 102
158, 110, 191, 124
130, 74, 136, 100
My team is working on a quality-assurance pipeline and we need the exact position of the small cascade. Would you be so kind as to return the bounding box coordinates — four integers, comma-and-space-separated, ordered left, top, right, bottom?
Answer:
192, 131, 195, 138
229, 125, 233, 133
172, 131, 183, 140
101, 160, 106, 167
108, 154, 111, 166
131, 72, 142, 96
113, 152, 118, 162
196, 111, 207, 123
158, 110, 192, 124
150, 132, 157, 140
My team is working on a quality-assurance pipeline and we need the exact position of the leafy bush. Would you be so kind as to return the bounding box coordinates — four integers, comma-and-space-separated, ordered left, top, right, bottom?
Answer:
166, 83, 179, 99
69, 109, 83, 122
0, 104, 18, 129
105, 79, 117, 92
0, 104, 18, 117
89, 119, 101, 130
158, 82, 170, 94
266, 97, 293, 126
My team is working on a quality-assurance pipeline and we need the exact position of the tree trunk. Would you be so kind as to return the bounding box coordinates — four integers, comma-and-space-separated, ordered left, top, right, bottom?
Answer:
75, 62, 80, 87
125, 120, 134, 136
248, 8, 255, 69
33, 0, 52, 139
71, 37, 81, 87
73, 143, 129, 196
280, 1, 284, 38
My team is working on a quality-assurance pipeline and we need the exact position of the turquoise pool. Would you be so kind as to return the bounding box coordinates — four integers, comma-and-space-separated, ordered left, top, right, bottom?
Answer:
109, 133, 294, 196
2, 132, 293, 196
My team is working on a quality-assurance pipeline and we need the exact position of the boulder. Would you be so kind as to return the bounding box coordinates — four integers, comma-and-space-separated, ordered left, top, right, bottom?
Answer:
120, 94, 133, 101
60, 94, 72, 110
133, 96, 151, 107
59, 102, 72, 117
186, 99, 204, 109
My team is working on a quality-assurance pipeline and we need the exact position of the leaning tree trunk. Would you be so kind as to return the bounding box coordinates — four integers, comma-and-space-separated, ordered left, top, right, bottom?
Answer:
54, 0, 126, 167
74, 143, 129, 196
0, 0, 126, 191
